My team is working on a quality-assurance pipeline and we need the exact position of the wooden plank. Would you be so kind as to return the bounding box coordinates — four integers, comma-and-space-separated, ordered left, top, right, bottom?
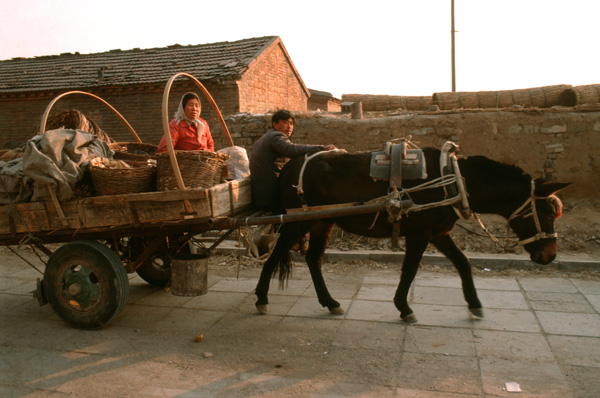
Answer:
286, 202, 360, 214
89, 189, 208, 204
0, 177, 252, 237
46, 185, 69, 227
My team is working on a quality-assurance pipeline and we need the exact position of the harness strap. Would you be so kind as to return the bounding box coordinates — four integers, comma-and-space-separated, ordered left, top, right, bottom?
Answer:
507, 181, 558, 245
439, 141, 472, 220
451, 154, 472, 219
293, 150, 342, 206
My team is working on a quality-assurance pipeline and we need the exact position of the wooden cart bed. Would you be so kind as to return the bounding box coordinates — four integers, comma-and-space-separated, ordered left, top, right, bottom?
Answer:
0, 177, 252, 245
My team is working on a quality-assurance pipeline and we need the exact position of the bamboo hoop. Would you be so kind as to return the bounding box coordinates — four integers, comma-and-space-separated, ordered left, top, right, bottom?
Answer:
161, 72, 234, 192
39, 91, 141, 142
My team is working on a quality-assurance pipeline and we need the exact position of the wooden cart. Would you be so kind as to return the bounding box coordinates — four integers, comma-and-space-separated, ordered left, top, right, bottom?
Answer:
1, 74, 257, 329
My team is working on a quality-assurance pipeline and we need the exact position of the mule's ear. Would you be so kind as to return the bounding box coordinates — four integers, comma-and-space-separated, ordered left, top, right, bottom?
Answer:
534, 180, 572, 197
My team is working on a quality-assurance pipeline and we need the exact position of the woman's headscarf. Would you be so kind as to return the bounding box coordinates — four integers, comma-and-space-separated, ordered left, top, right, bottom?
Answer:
174, 92, 205, 139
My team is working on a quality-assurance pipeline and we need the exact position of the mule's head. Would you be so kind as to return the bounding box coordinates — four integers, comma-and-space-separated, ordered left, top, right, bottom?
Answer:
508, 180, 571, 265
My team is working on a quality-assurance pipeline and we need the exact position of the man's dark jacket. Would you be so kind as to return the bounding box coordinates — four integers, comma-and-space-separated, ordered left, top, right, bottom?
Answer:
249, 129, 326, 212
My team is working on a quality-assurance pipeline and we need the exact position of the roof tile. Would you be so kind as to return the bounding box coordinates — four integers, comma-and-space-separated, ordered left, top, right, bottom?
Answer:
0, 36, 278, 93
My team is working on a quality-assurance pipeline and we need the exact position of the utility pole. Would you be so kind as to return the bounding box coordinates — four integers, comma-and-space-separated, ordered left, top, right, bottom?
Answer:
451, 0, 456, 92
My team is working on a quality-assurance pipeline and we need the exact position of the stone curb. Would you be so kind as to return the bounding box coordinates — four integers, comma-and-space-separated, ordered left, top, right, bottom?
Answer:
213, 241, 600, 272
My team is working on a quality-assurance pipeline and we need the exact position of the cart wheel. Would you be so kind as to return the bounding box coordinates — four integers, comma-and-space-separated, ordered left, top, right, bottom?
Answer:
43, 240, 129, 330
135, 254, 172, 288
130, 237, 191, 287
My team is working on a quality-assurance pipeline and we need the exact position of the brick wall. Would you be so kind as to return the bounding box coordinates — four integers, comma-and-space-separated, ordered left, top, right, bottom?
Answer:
237, 43, 308, 113
211, 109, 600, 200
308, 95, 341, 112
0, 82, 234, 146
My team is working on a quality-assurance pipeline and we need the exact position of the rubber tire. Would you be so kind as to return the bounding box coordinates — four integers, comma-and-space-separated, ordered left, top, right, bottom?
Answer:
135, 254, 172, 288
133, 237, 191, 287
43, 240, 129, 330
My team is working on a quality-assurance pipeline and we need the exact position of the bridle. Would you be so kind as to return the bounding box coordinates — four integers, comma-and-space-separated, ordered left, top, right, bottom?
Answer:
507, 181, 558, 245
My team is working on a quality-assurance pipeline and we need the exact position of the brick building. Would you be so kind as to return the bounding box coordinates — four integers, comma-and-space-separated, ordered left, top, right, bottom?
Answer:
0, 36, 310, 147
307, 89, 341, 112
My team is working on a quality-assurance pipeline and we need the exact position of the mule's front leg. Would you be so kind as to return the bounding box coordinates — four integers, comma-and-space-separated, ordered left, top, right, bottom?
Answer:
394, 234, 430, 323
305, 222, 343, 314
432, 234, 483, 318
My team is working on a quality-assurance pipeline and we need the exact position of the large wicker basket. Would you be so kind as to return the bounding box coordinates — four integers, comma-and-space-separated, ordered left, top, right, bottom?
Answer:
156, 151, 228, 191
90, 161, 157, 196
110, 142, 158, 162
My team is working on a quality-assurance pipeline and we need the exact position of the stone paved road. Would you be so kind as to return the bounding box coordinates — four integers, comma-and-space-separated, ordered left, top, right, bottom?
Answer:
1, 250, 599, 397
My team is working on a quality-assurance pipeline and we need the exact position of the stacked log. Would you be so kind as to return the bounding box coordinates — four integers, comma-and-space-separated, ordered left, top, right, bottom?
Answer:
341, 94, 431, 111
431, 84, 571, 110
558, 84, 600, 106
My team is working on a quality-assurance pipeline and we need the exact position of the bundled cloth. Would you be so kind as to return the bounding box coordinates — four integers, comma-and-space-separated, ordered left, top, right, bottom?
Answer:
0, 129, 112, 204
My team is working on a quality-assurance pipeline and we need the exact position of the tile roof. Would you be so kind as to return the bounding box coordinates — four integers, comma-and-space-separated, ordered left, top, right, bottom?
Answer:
0, 36, 279, 93
309, 89, 334, 98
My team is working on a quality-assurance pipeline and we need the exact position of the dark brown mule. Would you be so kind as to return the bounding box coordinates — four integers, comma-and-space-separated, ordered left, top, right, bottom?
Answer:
254, 147, 570, 323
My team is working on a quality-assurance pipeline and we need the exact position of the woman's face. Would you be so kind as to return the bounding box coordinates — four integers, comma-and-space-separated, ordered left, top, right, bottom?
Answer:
184, 98, 201, 120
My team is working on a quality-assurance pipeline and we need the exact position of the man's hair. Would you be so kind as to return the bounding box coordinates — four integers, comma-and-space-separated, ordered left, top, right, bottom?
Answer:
272, 109, 295, 125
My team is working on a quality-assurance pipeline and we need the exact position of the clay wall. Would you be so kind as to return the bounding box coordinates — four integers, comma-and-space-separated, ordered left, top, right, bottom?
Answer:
212, 109, 600, 200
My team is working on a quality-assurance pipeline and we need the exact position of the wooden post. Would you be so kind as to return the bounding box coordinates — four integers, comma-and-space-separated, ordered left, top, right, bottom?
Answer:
351, 101, 363, 119
451, 0, 456, 92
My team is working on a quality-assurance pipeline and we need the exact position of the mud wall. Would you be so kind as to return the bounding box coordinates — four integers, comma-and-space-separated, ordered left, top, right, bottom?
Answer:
213, 109, 599, 200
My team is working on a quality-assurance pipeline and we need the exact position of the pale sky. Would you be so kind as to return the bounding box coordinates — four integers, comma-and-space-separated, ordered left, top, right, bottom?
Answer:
1, 0, 598, 98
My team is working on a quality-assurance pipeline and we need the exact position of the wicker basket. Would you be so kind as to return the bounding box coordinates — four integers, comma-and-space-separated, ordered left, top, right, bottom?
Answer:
156, 151, 228, 191
213, 163, 228, 186
110, 142, 158, 162
90, 161, 157, 196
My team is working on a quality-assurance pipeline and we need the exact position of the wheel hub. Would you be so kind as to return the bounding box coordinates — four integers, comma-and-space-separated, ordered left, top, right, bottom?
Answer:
61, 266, 101, 309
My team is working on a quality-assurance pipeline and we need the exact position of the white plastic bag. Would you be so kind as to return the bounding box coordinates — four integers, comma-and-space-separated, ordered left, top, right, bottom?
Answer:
217, 146, 250, 179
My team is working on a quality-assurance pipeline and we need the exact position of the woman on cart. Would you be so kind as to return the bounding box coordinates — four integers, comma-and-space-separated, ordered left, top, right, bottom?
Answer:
157, 92, 214, 152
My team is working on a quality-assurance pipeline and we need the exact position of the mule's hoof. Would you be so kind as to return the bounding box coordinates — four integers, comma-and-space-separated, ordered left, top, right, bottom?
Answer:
401, 313, 418, 324
256, 304, 268, 315
329, 306, 344, 315
470, 308, 484, 318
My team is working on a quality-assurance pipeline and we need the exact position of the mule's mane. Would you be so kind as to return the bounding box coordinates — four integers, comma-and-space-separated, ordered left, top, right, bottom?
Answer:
463, 155, 531, 184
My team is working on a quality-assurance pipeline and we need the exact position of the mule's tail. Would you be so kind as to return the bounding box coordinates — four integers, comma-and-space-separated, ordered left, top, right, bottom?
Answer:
275, 249, 293, 289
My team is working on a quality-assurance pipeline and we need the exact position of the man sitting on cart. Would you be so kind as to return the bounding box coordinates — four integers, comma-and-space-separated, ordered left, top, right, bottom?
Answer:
250, 109, 337, 214
249, 110, 338, 254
